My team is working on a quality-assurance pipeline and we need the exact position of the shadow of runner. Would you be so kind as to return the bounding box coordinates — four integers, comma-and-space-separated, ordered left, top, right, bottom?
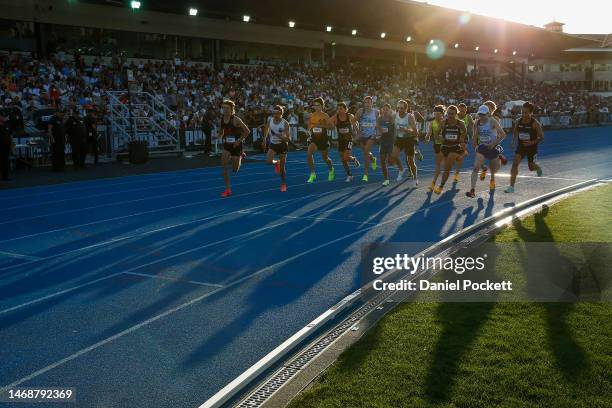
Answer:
510, 206, 591, 382
422, 245, 501, 403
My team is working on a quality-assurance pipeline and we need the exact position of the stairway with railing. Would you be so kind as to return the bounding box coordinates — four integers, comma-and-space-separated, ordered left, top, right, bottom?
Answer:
106, 91, 182, 156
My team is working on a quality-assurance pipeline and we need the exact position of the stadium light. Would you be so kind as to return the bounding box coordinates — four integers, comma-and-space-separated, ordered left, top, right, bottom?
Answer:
326, 26, 332, 32
380, 32, 386, 39
352, 29, 357, 36
512, 50, 517, 55
130, 0, 141, 9
475, 46, 479, 51
243, 15, 250, 22
332, 42, 336, 46
454, 43, 459, 48
288, 21, 295, 28
406, 36, 411, 42
494, 48, 499, 54
429, 39, 434, 44
189, 8, 198, 16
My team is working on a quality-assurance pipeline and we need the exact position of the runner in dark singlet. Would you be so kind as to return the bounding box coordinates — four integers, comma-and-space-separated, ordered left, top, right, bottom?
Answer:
219, 99, 250, 197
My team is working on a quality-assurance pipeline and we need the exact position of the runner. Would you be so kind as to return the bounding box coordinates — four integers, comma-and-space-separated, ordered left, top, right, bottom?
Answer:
453, 102, 474, 182
479, 100, 508, 181
378, 103, 396, 186
355, 96, 378, 182
433, 105, 467, 194
408, 102, 425, 163
393, 99, 419, 184
306, 97, 334, 183
263, 105, 291, 192
505, 101, 544, 193
425, 105, 445, 192
466, 104, 507, 198
219, 99, 250, 197
330, 102, 360, 182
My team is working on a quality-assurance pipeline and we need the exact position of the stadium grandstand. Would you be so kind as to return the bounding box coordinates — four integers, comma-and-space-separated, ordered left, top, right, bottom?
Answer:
0, 0, 610, 160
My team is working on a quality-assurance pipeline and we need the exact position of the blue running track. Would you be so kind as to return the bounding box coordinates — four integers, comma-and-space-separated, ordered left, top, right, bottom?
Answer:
0, 126, 611, 407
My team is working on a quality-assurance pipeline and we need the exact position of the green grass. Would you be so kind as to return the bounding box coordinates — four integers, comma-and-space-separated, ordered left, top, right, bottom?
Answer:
289, 184, 612, 408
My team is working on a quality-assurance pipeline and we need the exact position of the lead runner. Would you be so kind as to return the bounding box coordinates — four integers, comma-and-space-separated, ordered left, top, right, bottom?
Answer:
219, 99, 250, 198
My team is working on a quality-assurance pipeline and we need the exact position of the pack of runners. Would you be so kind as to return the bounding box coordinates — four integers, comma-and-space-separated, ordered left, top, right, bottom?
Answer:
218, 96, 544, 198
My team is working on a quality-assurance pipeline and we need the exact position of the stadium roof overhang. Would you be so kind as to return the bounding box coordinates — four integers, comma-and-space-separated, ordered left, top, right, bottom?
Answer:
82, 0, 599, 58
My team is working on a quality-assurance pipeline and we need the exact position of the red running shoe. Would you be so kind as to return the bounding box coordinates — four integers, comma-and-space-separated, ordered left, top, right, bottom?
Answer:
274, 161, 280, 174
220, 189, 232, 197
280, 183, 287, 192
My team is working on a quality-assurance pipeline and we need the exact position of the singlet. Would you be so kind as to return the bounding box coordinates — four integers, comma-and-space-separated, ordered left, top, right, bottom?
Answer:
458, 114, 473, 140
309, 111, 328, 139
431, 119, 443, 144
476, 119, 494, 145
220, 115, 240, 144
379, 116, 395, 143
441, 120, 461, 146
268, 117, 288, 144
395, 112, 412, 139
516, 117, 538, 145
336, 113, 353, 140
359, 109, 378, 138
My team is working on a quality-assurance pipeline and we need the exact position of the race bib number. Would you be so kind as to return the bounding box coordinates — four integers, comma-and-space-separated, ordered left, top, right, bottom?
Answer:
445, 133, 458, 141
362, 122, 375, 128
225, 137, 236, 143
312, 127, 322, 133
339, 127, 350, 134
479, 135, 491, 143
519, 132, 531, 141
381, 127, 389, 133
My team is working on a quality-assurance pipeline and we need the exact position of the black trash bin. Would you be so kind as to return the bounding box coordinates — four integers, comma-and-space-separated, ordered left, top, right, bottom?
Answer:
128, 140, 149, 164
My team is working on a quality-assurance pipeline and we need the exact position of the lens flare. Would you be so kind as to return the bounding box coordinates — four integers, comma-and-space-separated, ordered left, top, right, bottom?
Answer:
459, 12, 471, 25
426, 39, 446, 60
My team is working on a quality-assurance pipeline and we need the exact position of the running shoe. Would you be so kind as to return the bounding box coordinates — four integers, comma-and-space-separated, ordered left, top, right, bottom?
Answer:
499, 155, 508, 165
371, 157, 377, 171
434, 185, 443, 194
382, 179, 390, 186
489, 180, 496, 191
328, 167, 335, 181
504, 186, 515, 193
480, 167, 488, 181
428, 181, 435, 192
465, 189, 476, 198
453, 172, 460, 182
362, 174, 369, 182
396, 169, 406, 182
241, 152, 247, 159
280, 183, 287, 192
221, 189, 232, 198
352, 157, 361, 168
274, 161, 280, 174
416, 150, 424, 161
414, 178, 419, 186
345, 175, 353, 182
307, 173, 317, 183
536, 166, 543, 177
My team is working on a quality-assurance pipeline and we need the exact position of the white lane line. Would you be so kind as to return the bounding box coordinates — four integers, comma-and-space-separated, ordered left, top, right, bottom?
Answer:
0, 272, 125, 316
0, 219, 295, 316
0, 177, 590, 390
0, 251, 43, 261
0, 163, 339, 212
0, 167, 433, 244
238, 210, 379, 226
121, 272, 224, 288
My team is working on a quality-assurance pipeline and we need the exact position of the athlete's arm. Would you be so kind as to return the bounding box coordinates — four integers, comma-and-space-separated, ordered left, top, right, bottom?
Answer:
533, 119, 544, 145
234, 116, 250, 144
472, 122, 479, 149
281, 120, 291, 142
459, 122, 467, 148
408, 113, 418, 137
511, 121, 518, 148
490, 118, 506, 147
329, 113, 337, 127
425, 120, 432, 143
